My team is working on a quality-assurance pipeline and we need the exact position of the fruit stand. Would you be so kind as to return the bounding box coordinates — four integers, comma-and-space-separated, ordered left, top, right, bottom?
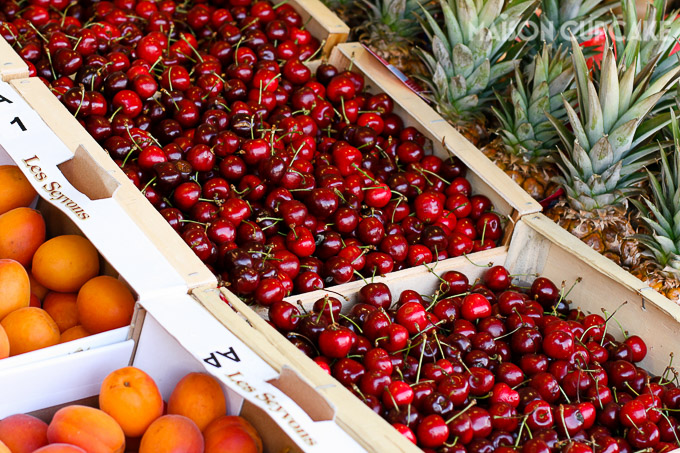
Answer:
2, 0, 680, 451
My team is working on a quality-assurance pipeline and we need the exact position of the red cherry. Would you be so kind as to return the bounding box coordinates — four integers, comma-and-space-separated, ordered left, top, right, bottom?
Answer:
461, 293, 492, 321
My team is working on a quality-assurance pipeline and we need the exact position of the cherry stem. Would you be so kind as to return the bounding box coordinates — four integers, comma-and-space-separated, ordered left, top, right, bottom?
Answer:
303, 39, 325, 64
445, 399, 477, 424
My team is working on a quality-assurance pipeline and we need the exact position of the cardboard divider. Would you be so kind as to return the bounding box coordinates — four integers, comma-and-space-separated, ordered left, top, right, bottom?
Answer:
194, 287, 424, 453
134, 294, 365, 452
0, 36, 28, 82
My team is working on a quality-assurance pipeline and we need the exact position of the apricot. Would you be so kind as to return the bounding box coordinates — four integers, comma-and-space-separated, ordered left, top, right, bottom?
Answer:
0, 208, 45, 267
0, 324, 8, 359
43, 292, 78, 333
0, 166, 37, 215
139, 415, 203, 453
32, 235, 99, 293
28, 271, 49, 302
1, 307, 60, 356
167, 372, 227, 431
47, 405, 125, 453
77, 276, 135, 334
59, 325, 90, 344
29, 294, 41, 308
204, 416, 263, 453
0, 440, 8, 453
33, 445, 87, 453
0, 259, 30, 320
0, 414, 48, 453
99, 367, 164, 438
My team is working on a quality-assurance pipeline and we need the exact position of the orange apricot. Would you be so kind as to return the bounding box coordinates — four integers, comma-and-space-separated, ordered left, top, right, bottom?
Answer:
0, 207, 45, 266
204, 416, 263, 453
167, 372, 227, 432
32, 235, 99, 293
47, 405, 125, 453
0, 324, 8, 359
77, 276, 135, 334
139, 415, 204, 453
28, 271, 49, 302
0, 440, 9, 453
42, 292, 78, 333
99, 367, 164, 438
0, 166, 37, 215
33, 444, 87, 453
59, 325, 90, 344
1, 307, 60, 356
0, 259, 30, 320
0, 414, 48, 453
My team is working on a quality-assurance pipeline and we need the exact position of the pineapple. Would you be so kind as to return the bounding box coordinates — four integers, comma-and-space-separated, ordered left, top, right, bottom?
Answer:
537, 0, 618, 50
613, 0, 680, 82
630, 111, 680, 301
322, 0, 362, 28
354, 0, 434, 75
546, 36, 680, 269
415, 0, 538, 146
484, 44, 575, 199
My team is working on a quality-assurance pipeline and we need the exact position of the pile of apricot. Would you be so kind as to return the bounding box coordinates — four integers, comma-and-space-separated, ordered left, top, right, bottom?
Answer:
0, 367, 263, 452
0, 166, 135, 358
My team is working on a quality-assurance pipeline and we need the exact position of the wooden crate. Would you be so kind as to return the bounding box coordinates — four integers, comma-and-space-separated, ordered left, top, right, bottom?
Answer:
284, 212, 680, 379
196, 214, 680, 451
0, 36, 28, 81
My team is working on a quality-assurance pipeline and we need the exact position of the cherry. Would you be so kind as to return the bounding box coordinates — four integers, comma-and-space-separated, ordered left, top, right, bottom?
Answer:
416, 414, 448, 449
318, 325, 354, 359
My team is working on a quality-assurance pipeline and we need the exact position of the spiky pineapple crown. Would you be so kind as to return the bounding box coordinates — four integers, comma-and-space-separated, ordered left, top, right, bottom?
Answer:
357, 0, 430, 40
633, 110, 680, 275
538, 0, 618, 49
613, 0, 680, 82
492, 44, 575, 163
415, 0, 538, 124
547, 36, 680, 212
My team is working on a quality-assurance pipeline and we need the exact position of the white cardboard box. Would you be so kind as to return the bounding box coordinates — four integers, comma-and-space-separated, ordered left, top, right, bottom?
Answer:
1, 294, 365, 453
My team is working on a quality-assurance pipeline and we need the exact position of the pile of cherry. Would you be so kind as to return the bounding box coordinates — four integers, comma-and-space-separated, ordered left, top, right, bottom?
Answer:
0, 0, 503, 305
270, 265, 680, 452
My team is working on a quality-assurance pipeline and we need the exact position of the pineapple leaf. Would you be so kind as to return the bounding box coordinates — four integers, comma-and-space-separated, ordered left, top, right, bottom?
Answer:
573, 141, 594, 177
452, 43, 475, 78
466, 59, 491, 95
586, 80, 604, 145
469, 27, 493, 64
489, 60, 519, 83
600, 46, 619, 133
546, 110, 575, 153
433, 37, 454, 74
570, 35, 590, 121
387, 0, 407, 18
457, 0, 477, 44
631, 112, 673, 149
589, 136, 614, 174
563, 97, 590, 150
607, 119, 637, 161
478, 0, 503, 28
612, 92, 665, 131
618, 61, 637, 117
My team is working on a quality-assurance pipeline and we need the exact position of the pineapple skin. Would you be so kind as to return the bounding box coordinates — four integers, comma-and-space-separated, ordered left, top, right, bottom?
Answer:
482, 138, 559, 200
547, 201, 642, 270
